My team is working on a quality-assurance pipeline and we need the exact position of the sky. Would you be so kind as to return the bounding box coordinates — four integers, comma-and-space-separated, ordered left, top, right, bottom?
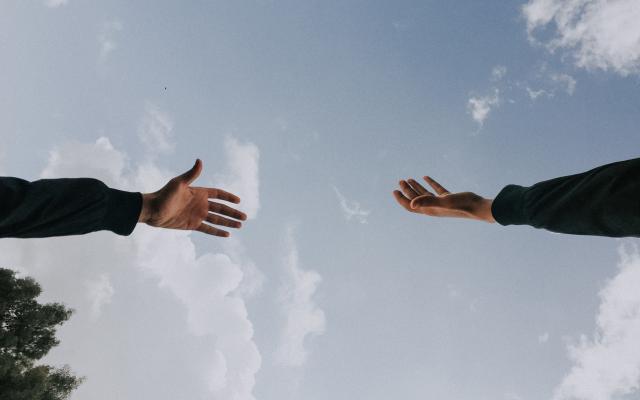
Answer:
1, 1, 640, 399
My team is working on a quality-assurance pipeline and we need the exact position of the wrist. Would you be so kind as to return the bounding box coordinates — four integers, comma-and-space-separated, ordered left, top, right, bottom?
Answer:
479, 198, 496, 223
138, 192, 157, 224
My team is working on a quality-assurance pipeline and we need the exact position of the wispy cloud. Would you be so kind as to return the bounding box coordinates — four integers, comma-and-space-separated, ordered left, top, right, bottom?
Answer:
553, 242, 640, 400
551, 73, 576, 95
491, 65, 508, 81
138, 103, 175, 156
332, 186, 370, 224
98, 20, 123, 65
466, 65, 508, 130
523, 68, 577, 101
214, 137, 260, 220
538, 332, 550, 344
523, 0, 640, 75
85, 273, 114, 321
44, 0, 68, 8
274, 225, 326, 367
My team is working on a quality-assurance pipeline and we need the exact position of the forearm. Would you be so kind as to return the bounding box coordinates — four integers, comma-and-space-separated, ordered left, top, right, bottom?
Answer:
491, 158, 640, 237
0, 177, 142, 238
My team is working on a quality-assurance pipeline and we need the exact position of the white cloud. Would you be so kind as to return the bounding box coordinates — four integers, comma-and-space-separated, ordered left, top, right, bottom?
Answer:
99, 20, 123, 65
551, 73, 577, 95
274, 226, 326, 367
523, 0, 640, 75
468, 88, 500, 127
138, 104, 175, 156
85, 273, 114, 321
467, 65, 508, 128
553, 242, 640, 400
44, 0, 68, 7
332, 186, 371, 224
538, 332, 550, 344
447, 283, 461, 299
214, 137, 260, 219
522, 65, 577, 101
504, 392, 524, 400
526, 87, 549, 100
492, 65, 508, 81
0, 127, 262, 398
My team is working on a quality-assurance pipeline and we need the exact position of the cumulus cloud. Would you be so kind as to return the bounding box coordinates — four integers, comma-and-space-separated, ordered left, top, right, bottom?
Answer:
214, 137, 260, 219
44, 0, 68, 7
0, 124, 262, 398
332, 186, 371, 224
274, 226, 326, 367
553, 242, 640, 400
523, 0, 640, 75
138, 104, 175, 156
98, 20, 123, 65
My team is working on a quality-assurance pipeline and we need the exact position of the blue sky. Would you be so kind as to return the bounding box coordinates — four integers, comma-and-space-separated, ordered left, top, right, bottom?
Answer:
1, 1, 640, 399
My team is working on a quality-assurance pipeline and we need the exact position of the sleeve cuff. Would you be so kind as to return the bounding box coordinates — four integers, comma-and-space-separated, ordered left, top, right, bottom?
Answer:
491, 184, 529, 226
102, 188, 143, 236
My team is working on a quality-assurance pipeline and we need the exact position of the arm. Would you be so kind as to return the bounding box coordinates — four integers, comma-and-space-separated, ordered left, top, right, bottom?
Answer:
0, 177, 142, 238
0, 159, 246, 239
393, 157, 640, 237
490, 157, 640, 237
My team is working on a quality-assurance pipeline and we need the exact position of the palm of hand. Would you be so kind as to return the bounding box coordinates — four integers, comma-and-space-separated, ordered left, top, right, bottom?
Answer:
151, 180, 208, 230
141, 159, 247, 237
393, 176, 489, 221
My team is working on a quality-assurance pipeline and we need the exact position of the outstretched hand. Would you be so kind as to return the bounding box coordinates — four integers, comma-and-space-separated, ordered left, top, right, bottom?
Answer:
393, 176, 495, 223
138, 159, 247, 237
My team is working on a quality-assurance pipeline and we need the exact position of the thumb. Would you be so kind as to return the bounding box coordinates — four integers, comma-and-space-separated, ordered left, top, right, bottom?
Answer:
410, 195, 440, 210
178, 159, 202, 185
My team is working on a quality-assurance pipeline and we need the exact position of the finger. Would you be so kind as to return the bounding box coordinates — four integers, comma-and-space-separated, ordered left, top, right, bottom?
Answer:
393, 190, 413, 212
196, 222, 230, 237
407, 178, 433, 196
410, 194, 446, 210
206, 188, 241, 204
399, 180, 419, 199
178, 159, 202, 185
424, 176, 450, 195
209, 201, 247, 221
206, 213, 242, 229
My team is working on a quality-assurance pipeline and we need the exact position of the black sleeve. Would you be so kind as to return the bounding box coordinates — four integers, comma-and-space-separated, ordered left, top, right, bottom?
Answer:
490, 157, 640, 237
0, 177, 143, 239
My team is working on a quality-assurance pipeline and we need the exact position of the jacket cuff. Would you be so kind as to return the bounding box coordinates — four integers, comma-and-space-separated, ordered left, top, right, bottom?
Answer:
102, 188, 143, 236
491, 184, 529, 226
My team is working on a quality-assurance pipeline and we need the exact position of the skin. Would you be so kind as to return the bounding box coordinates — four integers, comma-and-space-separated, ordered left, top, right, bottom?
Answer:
138, 159, 247, 237
393, 176, 496, 223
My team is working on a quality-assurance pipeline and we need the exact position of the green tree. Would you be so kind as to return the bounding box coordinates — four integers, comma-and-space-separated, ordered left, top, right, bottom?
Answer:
0, 268, 82, 400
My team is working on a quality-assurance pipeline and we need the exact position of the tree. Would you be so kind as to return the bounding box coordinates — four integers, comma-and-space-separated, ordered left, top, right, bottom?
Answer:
0, 268, 82, 400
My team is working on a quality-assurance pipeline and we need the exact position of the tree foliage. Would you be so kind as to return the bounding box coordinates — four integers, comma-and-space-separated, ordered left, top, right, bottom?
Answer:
0, 268, 82, 400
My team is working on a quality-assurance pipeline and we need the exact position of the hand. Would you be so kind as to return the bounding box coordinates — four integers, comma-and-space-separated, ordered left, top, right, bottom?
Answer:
393, 176, 495, 223
138, 159, 247, 237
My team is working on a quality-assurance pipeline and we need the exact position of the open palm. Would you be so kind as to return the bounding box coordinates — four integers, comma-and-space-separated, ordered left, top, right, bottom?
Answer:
140, 159, 247, 237
393, 176, 495, 222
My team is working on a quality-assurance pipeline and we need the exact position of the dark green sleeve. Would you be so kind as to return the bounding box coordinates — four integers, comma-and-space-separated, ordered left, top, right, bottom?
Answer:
0, 177, 142, 238
490, 158, 640, 237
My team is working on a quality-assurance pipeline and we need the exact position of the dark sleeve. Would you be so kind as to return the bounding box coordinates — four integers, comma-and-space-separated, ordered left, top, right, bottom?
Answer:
0, 177, 143, 239
490, 158, 640, 237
